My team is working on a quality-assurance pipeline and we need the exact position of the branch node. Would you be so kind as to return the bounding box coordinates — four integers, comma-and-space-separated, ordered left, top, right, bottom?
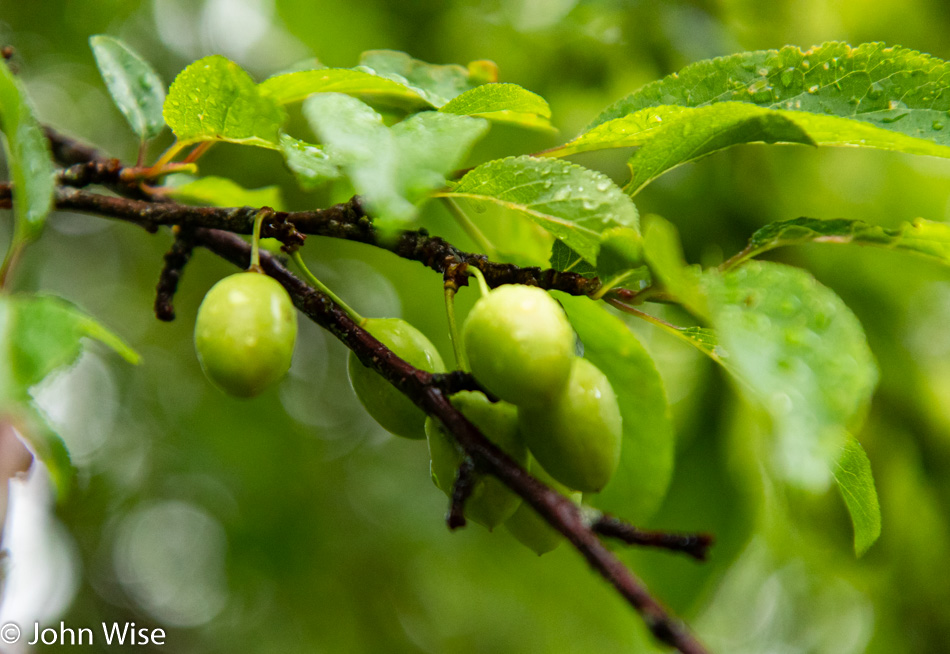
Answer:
259, 208, 306, 253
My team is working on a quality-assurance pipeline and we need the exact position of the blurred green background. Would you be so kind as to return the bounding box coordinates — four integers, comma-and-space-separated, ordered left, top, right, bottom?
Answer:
2, 0, 950, 652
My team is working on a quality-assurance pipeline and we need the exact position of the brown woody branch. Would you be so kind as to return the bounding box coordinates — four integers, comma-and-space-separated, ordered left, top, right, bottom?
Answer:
0, 128, 712, 653
448, 458, 477, 530
154, 226, 197, 321
27, 180, 600, 296
592, 514, 715, 562
193, 227, 709, 654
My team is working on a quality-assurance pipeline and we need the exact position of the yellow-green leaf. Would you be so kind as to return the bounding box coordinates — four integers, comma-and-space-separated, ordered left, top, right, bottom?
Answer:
164, 55, 286, 148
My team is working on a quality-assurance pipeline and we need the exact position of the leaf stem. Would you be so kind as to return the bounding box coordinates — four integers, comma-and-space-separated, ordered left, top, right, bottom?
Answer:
468, 265, 490, 298
444, 285, 469, 371
291, 251, 365, 325
249, 209, 268, 271
183, 141, 214, 164
720, 244, 755, 271
149, 140, 187, 172
441, 197, 498, 259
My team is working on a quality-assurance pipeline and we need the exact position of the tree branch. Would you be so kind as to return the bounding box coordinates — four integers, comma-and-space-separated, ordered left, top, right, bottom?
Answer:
447, 458, 477, 530
154, 226, 196, 321
591, 514, 715, 562
192, 227, 709, 654
18, 181, 601, 296
0, 127, 714, 653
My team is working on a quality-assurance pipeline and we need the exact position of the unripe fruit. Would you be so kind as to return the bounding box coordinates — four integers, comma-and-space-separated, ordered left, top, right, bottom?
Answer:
425, 391, 527, 529
518, 358, 622, 493
194, 271, 297, 398
505, 458, 581, 555
348, 318, 445, 439
462, 285, 574, 407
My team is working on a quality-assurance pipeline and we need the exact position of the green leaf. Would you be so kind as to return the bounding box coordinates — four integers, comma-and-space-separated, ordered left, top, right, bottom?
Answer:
642, 216, 706, 316
834, 434, 881, 556
304, 93, 488, 228
596, 226, 645, 280
554, 43, 950, 194
0, 59, 54, 242
730, 216, 950, 267
549, 240, 597, 278
440, 83, 554, 131
703, 261, 878, 489
166, 176, 285, 211
278, 134, 341, 190
3, 296, 139, 392
672, 326, 729, 366
89, 35, 166, 141
557, 294, 675, 522
0, 295, 138, 500
390, 110, 490, 202
259, 68, 432, 110
163, 55, 286, 148
357, 49, 478, 108
440, 156, 639, 265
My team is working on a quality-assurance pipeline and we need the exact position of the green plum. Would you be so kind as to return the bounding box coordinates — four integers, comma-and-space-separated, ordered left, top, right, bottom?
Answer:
348, 318, 445, 439
425, 391, 527, 529
194, 271, 297, 398
518, 358, 622, 493
505, 457, 581, 555
462, 284, 574, 408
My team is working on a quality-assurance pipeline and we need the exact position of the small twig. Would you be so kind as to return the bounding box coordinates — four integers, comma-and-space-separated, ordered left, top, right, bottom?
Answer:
57, 159, 125, 188
43, 127, 108, 166
154, 227, 197, 321
591, 514, 714, 562
447, 458, 477, 530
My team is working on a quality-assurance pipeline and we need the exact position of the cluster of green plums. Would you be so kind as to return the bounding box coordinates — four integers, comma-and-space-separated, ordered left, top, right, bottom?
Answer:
193, 273, 622, 555
350, 284, 623, 555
